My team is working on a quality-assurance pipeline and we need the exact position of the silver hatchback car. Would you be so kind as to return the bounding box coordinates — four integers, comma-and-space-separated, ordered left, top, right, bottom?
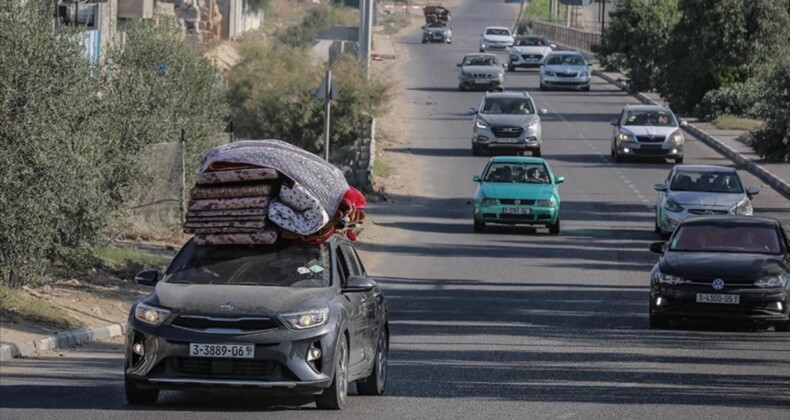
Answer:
653, 165, 760, 236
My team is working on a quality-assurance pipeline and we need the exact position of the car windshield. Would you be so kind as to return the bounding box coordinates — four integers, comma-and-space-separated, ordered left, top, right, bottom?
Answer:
545, 54, 585, 66
670, 171, 744, 193
670, 224, 782, 254
484, 163, 551, 184
480, 98, 534, 114
164, 241, 330, 287
464, 56, 498, 66
427, 23, 446, 28
623, 110, 677, 127
486, 28, 511, 36
516, 37, 547, 46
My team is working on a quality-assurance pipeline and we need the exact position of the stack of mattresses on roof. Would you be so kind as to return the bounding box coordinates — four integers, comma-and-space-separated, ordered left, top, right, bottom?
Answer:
184, 140, 367, 245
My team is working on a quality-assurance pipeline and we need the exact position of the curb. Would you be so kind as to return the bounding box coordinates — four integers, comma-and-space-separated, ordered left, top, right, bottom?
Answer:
592, 69, 790, 200
0, 323, 128, 362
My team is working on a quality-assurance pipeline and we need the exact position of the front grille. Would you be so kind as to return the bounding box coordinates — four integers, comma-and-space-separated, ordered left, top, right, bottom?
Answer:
637, 135, 666, 143
471, 73, 493, 79
491, 127, 524, 138
688, 209, 729, 215
171, 316, 279, 331
522, 54, 542, 60
499, 199, 535, 205
556, 72, 578, 78
171, 357, 276, 378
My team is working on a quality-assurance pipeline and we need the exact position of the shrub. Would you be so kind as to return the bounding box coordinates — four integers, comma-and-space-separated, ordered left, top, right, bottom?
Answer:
749, 53, 790, 162
694, 79, 761, 121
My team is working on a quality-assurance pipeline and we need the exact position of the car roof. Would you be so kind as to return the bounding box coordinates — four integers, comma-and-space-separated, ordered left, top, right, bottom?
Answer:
546, 50, 583, 56
679, 215, 779, 227
674, 165, 736, 173
488, 156, 546, 164
623, 104, 672, 112
464, 52, 499, 58
485, 26, 511, 31
483, 91, 533, 99
517, 35, 546, 39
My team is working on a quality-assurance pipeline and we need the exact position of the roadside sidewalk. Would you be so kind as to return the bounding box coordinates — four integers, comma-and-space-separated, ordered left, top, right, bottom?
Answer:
1, 323, 127, 361
591, 67, 790, 200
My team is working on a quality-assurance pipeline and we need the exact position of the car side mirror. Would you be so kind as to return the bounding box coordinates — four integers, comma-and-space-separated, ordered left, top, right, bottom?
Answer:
649, 241, 667, 254
654, 183, 667, 192
472, 175, 481, 182
679, 120, 689, 128
555, 176, 565, 184
343, 275, 375, 293
539, 108, 548, 115
421, 26, 426, 29
610, 119, 618, 126
457, 63, 462, 67
746, 186, 760, 196
502, 63, 507, 68
550, 44, 557, 49
468, 107, 478, 115
135, 270, 159, 286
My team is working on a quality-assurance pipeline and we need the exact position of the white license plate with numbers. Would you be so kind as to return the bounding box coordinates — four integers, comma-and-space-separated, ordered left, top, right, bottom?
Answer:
696, 294, 740, 304
503, 207, 531, 215
189, 343, 255, 358
495, 138, 519, 143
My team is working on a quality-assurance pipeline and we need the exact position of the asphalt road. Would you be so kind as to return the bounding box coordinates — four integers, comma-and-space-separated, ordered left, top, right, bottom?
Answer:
1, 1, 788, 419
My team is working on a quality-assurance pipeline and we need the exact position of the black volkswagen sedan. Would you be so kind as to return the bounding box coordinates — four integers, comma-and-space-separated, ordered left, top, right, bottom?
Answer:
648, 216, 790, 331
124, 235, 389, 409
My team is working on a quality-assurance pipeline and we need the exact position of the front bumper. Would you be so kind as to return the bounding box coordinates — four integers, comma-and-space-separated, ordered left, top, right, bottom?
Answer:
616, 140, 683, 158
541, 75, 590, 89
509, 54, 543, 68
474, 203, 558, 225
651, 285, 790, 323
460, 78, 503, 90
481, 42, 512, 50
423, 32, 451, 43
125, 320, 340, 394
472, 127, 540, 151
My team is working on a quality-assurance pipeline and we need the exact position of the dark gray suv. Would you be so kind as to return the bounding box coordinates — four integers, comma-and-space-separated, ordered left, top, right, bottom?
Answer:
124, 235, 389, 410
470, 91, 548, 156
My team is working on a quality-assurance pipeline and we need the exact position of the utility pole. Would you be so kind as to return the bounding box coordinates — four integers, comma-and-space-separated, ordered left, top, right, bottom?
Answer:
358, 0, 373, 79
566, 5, 572, 27
323, 70, 332, 161
600, 0, 606, 34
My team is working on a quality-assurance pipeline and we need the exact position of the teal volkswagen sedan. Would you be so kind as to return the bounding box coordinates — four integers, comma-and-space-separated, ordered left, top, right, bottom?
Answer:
472, 157, 564, 234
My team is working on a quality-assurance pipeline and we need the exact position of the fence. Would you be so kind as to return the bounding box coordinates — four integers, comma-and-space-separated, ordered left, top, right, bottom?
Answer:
529, 20, 600, 53
354, 117, 376, 191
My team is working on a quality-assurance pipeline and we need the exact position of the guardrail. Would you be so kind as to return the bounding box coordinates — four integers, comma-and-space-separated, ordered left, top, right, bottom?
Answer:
529, 20, 600, 53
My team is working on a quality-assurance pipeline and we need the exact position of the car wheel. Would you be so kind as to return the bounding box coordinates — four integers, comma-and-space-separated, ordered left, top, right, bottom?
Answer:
539, 83, 547, 91
473, 219, 485, 233
649, 313, 670, 329
472, 145, 481, 156
421, 38, 427, 44
357, 327, 388, 395
614, 148, 623, 163
315, 337, 349, 410
124, 376, 159, 405
458, 83, 465, 91
507, 65, 515, 72
479, 47, 485, 53
548, 217, 560, 235
610, 144, 615, 158
775, 320, 790, 332
532, 149, 541, 157
675, 156, 684, 164
582, 85, 590, 92
498, 86, 505, 92
654, 218, 661, 234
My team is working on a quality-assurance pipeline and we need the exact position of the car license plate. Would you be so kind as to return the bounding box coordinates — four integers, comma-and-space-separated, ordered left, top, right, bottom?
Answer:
503, 207, 531, 215
189, 343, 255, 358
474, 79, 490, 84
495, 138, 519, 143
696, 293, 740, 304
525, 58, 539, 62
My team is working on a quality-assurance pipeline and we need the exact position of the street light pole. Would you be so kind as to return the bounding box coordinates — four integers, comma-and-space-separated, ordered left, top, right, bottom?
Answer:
323, 70, 332, 162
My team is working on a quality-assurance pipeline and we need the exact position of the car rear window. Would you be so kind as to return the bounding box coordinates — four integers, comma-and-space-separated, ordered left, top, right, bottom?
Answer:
670, 224, 782, 254
670, 171, 743, 193
164, 241, 331, 287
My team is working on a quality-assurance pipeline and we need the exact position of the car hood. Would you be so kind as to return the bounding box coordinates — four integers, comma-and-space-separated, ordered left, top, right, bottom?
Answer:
621, 126, 679, 137
483, 35, 513, 43
425, 26, 450, 33
461, 65, 502, 74
480, 183, 555, 199
511, 46, 551, 55
543, 64, 587, 73
479, 114, 539, 127
660, 252, 786, 281
153, 282, 336, 316
668, 191, 744, 207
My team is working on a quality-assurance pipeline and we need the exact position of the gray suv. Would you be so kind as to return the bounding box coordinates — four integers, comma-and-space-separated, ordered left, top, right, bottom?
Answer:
470, 92, 548, 156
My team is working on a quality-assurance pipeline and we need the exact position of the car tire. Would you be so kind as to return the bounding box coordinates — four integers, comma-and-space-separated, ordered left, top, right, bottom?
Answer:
357, 327, 388, 395
675, 156, 684, 164
610, 144, 615, 158
548, 217, 560, 235
532, 149, 541, 157
539, 84, 547, 91
458, 84, 465, 91
649, 313, 670, 329
315, 337, 349, 410
775, 320, 790, 332
421, 38, 427, 44
472, 145, 482, 156
654, 218, 661, 234
508, 65, 515, 72
473, 219, 485, 233
480, 47, 485, 53
582, 85, 590, 92
124, 376, 159, 405
614, 149, 623, 163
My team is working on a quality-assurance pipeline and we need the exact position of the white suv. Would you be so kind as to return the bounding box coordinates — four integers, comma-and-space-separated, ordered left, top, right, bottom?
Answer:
480, 26, 514, 52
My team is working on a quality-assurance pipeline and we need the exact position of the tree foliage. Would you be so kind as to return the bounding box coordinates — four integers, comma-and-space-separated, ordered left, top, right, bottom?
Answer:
596, 0, 680, 92
276, 4, 357, 47
749, 52, 790, 162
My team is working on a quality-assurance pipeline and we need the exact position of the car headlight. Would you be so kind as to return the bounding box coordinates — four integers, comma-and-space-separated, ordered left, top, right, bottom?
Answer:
280, 308, 329, 330
754, 275, 788, 288
652, 271, 685, 285
617, 132, 635, 142
580, 70, 589, 77
732, 198, 753, 215
476, 120, 489, 129
544, 71, 556, 76
134, 302, 171, 326
510, 54, 519, 61
497, 72, 504, 80
536, 198, 555, 207
525, 121, 538, 130
668, 130, 684, 143
664, 199, 683, 212
481, 198, 498, 205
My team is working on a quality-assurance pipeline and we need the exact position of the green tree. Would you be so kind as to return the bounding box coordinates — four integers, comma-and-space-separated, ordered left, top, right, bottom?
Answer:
659, 0, 790, 114
749, 52, 790, 162
277, 4, 357, 47
596, 0, 680, 92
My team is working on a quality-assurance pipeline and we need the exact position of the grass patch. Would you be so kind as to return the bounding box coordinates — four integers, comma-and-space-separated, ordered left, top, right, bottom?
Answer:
95, 247, 171, 280
0, 285, 84, 330
713, 115, 763, 131
380, 13, 412, 35
374, 160, 393, 178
